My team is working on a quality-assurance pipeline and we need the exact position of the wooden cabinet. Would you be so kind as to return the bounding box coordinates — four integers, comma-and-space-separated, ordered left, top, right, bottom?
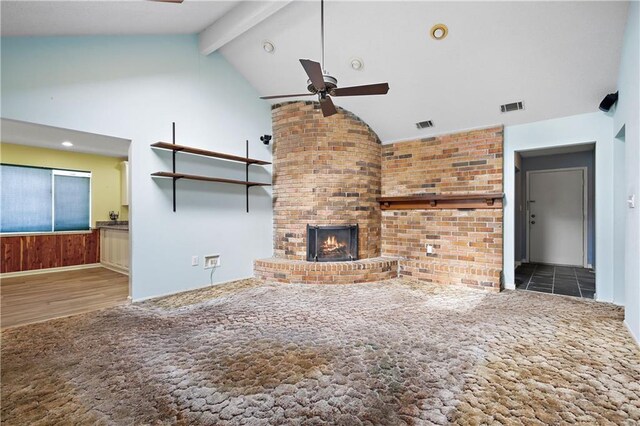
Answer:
120, 161, 129, 206
100, 228, 129, 274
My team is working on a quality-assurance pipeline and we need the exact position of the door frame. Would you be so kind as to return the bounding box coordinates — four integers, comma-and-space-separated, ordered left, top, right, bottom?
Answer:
525, 166, 588, 267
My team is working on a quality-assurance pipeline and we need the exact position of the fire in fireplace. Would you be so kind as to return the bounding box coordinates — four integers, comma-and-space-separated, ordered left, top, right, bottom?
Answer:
307, 225, 358, 262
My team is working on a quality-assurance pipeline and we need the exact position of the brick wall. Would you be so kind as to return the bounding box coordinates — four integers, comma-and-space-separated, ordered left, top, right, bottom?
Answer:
381, 126, 503, 291
382, 127, 503, 196
272, 101, 381, 260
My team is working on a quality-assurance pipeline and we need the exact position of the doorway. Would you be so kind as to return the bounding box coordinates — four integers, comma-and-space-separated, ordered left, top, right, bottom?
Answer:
513, 144, 595, 299
0, 118, 132, 328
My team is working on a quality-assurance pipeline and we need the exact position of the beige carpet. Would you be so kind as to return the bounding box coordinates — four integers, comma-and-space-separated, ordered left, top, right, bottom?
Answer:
1, 279, 639, 425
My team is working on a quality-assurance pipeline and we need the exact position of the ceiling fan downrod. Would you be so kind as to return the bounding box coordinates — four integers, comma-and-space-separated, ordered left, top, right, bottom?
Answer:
321, 0, 325, 73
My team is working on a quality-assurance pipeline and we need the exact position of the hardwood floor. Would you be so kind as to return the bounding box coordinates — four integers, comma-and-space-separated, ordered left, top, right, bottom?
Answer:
1, 267, 129, 329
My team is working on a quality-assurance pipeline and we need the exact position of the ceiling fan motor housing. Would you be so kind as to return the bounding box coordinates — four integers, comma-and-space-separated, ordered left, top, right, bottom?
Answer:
307, 74, 338, 94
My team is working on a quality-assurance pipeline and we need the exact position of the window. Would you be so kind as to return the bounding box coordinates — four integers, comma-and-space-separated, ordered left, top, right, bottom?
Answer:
1, 164, 91, 233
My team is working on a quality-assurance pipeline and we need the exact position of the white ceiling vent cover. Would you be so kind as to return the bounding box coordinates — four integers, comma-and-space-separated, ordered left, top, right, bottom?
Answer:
416, 120, 434, 129
500, 101, 524, 113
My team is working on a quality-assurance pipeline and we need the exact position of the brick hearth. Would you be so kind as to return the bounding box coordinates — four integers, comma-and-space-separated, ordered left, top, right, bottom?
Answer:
254, 257, 398, 284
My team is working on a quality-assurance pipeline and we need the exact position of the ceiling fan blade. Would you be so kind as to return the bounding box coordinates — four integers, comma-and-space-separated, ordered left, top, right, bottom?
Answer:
319, 96, 338, 117
149, 0, 184, 3
333, 83, 389, 97
260, 93, 314, 100
300, 59, 326, 92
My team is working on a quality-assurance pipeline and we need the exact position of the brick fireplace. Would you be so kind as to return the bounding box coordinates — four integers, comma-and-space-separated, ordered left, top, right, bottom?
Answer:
254, 101, 503, 290
254, 101, 395, 284
271, 101, 381, 260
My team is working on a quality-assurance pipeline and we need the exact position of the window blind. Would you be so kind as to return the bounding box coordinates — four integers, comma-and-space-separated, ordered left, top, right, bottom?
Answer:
1, 165, 52, 232
54, 174, 90, 231
1, 164, 91, 233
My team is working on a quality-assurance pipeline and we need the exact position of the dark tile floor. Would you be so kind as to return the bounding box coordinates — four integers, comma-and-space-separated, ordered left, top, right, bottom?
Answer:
515, 263, 595, 299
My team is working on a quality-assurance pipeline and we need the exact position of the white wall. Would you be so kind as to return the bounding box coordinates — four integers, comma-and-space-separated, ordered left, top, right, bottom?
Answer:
612, 2, 640, 344
1, 35, 273, 300
504, 112, 622, 304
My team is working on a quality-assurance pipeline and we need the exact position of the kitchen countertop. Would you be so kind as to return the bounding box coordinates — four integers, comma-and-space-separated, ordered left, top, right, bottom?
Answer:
96, 221, 129, 231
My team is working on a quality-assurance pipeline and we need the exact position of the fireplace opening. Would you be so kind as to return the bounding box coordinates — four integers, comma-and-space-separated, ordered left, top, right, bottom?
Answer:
307, 224, 358, 262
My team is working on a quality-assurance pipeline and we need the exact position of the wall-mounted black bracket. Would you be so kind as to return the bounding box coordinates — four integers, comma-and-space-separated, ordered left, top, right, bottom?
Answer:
246, 140, 250, 213
172, 122, 177, 212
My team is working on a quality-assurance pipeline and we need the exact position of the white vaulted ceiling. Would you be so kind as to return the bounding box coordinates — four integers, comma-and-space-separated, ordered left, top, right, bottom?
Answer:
218, 1, 629, 142
1, 1, 630, 143
0, 1, 239, 36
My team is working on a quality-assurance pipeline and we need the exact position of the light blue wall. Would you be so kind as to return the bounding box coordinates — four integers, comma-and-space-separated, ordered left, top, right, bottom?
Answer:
1, 35, 273, 300
515, 150, 595, 266
611, 2, 640, 344
504, 112, 622, 304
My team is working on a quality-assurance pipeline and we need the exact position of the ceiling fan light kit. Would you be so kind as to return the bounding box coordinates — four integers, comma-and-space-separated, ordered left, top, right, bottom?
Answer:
259, 0, 389, 117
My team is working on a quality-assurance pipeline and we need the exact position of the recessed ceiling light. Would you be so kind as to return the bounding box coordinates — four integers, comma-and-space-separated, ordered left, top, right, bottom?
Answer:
262, 41, 275, 53
62, 141, 73, 147
430, 24, 448, 40
350, 58, 364, 71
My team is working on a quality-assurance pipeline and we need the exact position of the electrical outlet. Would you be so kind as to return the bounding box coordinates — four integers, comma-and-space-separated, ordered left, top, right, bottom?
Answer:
191, 255, 199, 266
426, 244, 434, 254
204, 254, 220, 269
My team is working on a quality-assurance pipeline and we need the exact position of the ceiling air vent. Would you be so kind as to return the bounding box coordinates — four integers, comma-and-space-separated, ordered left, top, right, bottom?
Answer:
416, 120, 434, 129
500, 101, 524, 113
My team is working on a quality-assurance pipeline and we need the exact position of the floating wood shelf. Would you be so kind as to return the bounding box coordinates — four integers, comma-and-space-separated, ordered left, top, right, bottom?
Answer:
377, 193, 503, 210
151, 171, 271, 187
151, 142, 271, 165
151, 123, 271, 213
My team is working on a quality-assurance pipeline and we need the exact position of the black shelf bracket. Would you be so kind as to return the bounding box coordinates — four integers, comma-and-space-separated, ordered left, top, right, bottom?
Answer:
246, 140, 250, 213
172, 122, 177, 212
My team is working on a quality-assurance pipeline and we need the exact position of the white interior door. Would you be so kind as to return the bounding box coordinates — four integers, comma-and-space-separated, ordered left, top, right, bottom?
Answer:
528, 169, 585, 266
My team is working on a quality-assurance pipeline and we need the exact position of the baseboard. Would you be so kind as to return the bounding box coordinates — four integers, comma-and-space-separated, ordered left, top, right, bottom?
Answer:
100, 262, 129, 276
132, 276, 254, 303
1, 263, 102, 279
624, 319, 640, 347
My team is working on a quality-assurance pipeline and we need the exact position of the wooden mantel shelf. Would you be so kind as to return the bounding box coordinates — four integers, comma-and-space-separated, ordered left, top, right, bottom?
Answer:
377, 193, 504, 210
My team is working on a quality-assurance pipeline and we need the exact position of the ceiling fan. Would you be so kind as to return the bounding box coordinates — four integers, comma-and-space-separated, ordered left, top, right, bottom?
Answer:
260, 0, 389, 117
